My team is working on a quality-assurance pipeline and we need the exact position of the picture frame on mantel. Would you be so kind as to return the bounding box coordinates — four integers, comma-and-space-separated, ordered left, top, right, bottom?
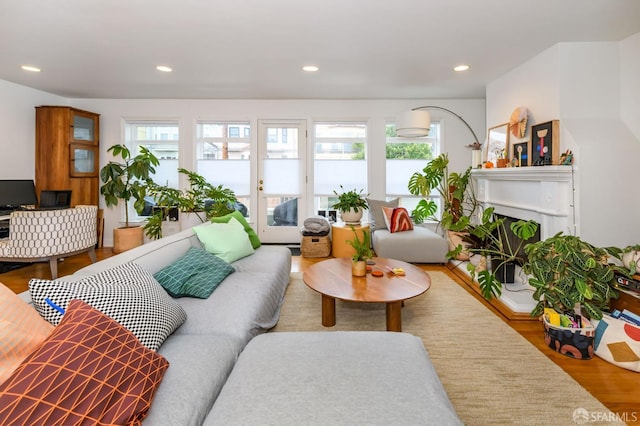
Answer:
531, 120, 559, 166
511, 140, 531, 167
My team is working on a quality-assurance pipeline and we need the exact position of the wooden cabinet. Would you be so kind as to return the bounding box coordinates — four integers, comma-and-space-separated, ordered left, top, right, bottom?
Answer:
35, 106, 100, 207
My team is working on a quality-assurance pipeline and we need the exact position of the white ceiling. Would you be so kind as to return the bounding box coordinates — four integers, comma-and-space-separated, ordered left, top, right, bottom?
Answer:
1, 0, 639, 100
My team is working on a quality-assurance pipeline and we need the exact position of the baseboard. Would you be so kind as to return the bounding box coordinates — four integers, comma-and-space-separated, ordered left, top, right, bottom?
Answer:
446, 262, 537, 321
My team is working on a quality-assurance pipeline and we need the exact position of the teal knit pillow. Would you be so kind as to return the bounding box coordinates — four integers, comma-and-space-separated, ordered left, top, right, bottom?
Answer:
154, 247, 235, 298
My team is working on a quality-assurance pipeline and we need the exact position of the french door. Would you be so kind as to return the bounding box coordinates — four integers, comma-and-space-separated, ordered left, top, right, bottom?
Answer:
256, 120, 307, 243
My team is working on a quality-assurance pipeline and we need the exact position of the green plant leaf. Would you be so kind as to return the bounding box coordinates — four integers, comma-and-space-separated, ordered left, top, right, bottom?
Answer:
477, 270, 502, 299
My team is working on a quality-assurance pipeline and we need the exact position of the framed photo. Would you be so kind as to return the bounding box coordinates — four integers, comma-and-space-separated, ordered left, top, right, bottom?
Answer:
485, 123, 510, 166
511, 140, 531, 167
531, 120, 559, 166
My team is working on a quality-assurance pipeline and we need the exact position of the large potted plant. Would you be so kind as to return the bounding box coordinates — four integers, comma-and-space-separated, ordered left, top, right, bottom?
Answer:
332, 185, 368, 224
523, 234, 628, 320
100, 144, 159, 253
346, 227, 373, 276
144, 168, 238, 239
408, 153, 478, 259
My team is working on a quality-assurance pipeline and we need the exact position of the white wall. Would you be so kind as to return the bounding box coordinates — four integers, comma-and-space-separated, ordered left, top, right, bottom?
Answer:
486, 34, 640, 247
0, 80, 67, 179
621, 32, 640, 141
0, 91, 484, 247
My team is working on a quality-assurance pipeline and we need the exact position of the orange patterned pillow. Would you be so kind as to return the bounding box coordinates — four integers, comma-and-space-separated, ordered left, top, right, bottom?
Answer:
0, 299, 169, 425
381, 207, 414, 233
0, 283, 53, 384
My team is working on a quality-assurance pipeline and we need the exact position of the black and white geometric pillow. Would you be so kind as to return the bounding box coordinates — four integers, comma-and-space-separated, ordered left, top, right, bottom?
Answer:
29, 262, 187, 351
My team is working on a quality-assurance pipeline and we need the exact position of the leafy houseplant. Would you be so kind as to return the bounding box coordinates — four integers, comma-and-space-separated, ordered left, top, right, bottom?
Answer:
523, 234, 628, 320
621, 244, 640, 275
346, 227, 373, 276
408, 153, 479, 261
100, 144, 159, 252
458, 207, 539, 300
332, 185, 368, 224
144, 168, 238, 239
408, 153, 477, 229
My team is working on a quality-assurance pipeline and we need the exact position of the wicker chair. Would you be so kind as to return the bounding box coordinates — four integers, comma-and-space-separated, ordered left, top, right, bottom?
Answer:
0, 206, 97, 279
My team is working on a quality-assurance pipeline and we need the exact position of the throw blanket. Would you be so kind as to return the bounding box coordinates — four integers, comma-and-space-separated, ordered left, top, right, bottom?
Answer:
301, 216, 330, 236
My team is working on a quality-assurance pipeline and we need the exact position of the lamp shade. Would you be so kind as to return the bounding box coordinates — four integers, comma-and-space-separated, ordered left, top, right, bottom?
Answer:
395, 110, 431, 138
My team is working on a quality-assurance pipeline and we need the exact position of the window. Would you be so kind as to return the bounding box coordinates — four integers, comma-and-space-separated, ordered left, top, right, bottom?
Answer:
385, 121, 441, 216
313, 122, 367, 215
124, 120, 180, 218
196, 121, 252, 216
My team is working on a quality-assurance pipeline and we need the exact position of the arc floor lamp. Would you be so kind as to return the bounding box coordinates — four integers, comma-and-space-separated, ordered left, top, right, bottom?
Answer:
395, 105, 481, 147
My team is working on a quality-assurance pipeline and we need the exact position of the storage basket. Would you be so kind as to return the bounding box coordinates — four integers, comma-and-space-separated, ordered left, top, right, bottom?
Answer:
543, 315, 595, 360
301, 235, 331, 258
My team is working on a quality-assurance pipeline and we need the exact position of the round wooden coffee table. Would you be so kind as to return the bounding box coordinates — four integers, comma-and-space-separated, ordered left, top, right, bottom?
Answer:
303, 257, 431, 332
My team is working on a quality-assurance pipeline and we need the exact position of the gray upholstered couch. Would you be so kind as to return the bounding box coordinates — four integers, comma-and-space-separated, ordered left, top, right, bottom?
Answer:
20, 222, 460, 425
26, 223, 292, 426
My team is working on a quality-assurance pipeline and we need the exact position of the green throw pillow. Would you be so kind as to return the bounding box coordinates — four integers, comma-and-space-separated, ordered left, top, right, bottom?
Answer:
210, 210, 261, 249
193, 217, 255, 263
154, 247, 235, 299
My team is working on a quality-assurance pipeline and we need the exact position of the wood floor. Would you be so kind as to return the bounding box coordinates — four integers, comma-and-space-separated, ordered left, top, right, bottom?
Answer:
2, 249, 638, 423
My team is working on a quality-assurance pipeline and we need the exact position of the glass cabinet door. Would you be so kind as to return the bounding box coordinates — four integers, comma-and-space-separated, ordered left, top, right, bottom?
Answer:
70, 111, 98, 144
70, 144, 98, 176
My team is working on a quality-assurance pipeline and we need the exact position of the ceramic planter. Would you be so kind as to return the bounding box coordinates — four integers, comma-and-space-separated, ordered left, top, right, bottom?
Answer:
113, 226, 144, 254
341, 208, 363, 225
352, 260, 367, 277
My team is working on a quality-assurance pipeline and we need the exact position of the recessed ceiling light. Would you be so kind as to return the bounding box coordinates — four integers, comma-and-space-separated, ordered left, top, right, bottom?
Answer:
21, 65, 41, 72
302, 65, 319, 72
454, 64, 470, 72
156, 65, 173, 72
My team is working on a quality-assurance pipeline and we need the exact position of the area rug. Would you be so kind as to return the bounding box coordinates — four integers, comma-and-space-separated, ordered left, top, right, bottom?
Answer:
271, 271, 625, 426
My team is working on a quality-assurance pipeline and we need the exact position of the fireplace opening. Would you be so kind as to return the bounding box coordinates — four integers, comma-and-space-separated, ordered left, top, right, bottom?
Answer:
490, 214, 541, 284
493, 213, 541, 266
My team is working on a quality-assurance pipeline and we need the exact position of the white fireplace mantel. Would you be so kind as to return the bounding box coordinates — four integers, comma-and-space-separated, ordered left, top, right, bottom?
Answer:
463, 166, 578, 315
471, 166, 577, 239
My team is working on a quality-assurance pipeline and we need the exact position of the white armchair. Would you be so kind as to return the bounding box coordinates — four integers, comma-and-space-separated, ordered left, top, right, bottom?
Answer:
0, 205, 97, 279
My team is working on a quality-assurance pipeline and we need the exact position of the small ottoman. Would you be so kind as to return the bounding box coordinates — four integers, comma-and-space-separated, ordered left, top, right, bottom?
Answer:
205, 331, 461, 425
372, 226, 448, 263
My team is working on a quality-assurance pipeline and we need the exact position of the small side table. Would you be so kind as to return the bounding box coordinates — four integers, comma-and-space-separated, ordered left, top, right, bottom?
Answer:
331, 222, 370, 258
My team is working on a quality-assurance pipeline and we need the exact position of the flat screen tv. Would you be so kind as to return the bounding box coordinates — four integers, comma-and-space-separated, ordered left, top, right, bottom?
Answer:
0, 180, 38, 208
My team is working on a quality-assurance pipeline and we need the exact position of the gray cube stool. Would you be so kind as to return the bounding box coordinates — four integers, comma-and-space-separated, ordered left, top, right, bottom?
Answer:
205, 331, 461, 425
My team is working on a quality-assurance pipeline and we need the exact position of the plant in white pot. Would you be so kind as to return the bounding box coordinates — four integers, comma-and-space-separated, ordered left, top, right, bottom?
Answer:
332, 185, 368, 224
100, 144, 159, 253
621, 244, 640, 275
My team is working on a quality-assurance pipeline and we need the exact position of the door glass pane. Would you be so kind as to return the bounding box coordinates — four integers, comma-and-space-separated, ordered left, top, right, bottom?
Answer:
262, 125, 300, 228
267, 196, 298, 227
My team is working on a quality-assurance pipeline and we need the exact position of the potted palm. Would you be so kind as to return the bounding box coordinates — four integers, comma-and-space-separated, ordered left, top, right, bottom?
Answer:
346, 226, 373, 276
332, 185, 368, 224
100, 144, 159, 253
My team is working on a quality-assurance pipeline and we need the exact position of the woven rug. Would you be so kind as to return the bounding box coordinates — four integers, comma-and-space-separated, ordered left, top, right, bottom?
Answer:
271, 271, 625, 426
